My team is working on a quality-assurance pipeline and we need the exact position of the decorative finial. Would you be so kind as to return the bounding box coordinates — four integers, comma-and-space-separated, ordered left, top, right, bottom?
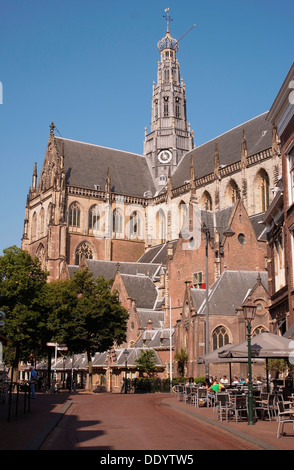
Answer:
158, 8, 179, 53
163, 8, 173, 34
50, 121, 55, 134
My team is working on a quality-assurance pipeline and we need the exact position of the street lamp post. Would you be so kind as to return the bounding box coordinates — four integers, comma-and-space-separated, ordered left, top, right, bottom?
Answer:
242, 296, 257, 426
62, 356, 66, 389
123, 349, 129, 394
201, 204, 235, 378
202, 224, 210, 379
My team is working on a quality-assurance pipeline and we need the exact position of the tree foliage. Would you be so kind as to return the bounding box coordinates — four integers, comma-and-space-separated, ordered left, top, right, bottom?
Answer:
174, 348, 188, 376
68, 269, 129, 351
0, 246, 48, 366
0, 248, 129, 391
135, 349, 157, 377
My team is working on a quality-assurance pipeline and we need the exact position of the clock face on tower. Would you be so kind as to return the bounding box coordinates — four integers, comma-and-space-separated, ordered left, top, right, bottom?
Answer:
158, 149, 172, 164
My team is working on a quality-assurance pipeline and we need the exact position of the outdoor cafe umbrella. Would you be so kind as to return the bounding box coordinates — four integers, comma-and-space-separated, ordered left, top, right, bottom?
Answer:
218, 332, 294, 390
197, 344, 264, 384
218, 332, 294, 360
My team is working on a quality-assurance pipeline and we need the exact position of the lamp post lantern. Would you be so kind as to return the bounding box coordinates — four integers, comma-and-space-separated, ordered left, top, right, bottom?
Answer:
202, 204, 235, 378
242, 296, 257, 425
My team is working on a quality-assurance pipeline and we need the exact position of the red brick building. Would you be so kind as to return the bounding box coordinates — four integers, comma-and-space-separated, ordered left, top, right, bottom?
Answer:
265, 63, 294, 338
166, 198, 268, 328
20, 15, 284, 381
174, 270, 269, 378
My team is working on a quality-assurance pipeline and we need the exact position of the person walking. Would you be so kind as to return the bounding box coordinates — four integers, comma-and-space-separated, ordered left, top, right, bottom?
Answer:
30, 366, 38, 399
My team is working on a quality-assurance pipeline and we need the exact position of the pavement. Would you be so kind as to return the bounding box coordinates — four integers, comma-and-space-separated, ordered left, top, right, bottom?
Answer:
1, 389, 294, 451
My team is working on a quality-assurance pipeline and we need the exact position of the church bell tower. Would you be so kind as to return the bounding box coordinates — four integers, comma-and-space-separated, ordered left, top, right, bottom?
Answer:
143, 9, 194, 188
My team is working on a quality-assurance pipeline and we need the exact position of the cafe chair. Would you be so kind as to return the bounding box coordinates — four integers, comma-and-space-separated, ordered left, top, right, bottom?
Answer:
175, 385, 185, 402
227, 395, 248, 423
215, 393, 231, 422
257, 393, 276, 421
184, 386, 196, 405
276, 400, 294, 438
195, 388, 209, 408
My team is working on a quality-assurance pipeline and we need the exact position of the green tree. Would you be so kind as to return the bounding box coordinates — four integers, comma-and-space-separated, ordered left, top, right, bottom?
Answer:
0, 246, 48, 374
66, 268, 129, 391
135, 349, 157, 377
174, 348, 188, 376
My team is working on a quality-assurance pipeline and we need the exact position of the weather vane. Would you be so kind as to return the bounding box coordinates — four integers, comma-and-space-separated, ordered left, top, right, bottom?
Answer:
163, 8, 173, 32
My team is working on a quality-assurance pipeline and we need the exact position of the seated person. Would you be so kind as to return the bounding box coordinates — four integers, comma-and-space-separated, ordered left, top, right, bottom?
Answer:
220, 375, 229, 385
209, 379, 225, 393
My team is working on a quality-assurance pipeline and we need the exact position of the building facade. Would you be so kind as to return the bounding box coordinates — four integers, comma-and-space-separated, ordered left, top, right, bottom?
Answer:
20, 12, 285, 378
265, 63, 294, 338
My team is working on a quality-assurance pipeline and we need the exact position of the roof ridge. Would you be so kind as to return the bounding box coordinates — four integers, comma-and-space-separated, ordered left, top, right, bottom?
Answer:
55, 136, 144, 158
193, 111, 270, 151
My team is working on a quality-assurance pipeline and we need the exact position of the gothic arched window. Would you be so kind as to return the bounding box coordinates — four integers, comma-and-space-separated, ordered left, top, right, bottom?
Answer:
200, 191, 213, 210
36, 243, 46, 271
130, 211, 142, 236
156, 209, 166, 243
39, 208, 45, 236
253, 326, 268, 337
69, 202, 80, 228
225, 180, 239, 205
31, 212, 37, 240
163, 96, 169, 117
254, 169, 270, 213
113, 208, 123, 234
88, 205, 100, 232
75, 241, 93, 265
212, 326, 230, 350
178, 201, 188, 232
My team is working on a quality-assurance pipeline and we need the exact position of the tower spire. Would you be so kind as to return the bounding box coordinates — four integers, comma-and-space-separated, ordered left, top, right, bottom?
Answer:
144, 9, 194, 188
163, 8, 173, 35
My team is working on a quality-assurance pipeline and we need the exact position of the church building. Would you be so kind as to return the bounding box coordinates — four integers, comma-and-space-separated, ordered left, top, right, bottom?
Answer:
21, 10, 281, 378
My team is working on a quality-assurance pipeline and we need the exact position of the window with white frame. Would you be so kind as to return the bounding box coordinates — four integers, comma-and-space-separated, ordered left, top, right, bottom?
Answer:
192, 271, 203, 288
287, 147, 294, 206
273, 231, 285, 292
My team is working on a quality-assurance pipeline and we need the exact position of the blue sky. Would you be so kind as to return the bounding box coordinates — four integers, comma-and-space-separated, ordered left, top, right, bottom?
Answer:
0, 0, 293, 255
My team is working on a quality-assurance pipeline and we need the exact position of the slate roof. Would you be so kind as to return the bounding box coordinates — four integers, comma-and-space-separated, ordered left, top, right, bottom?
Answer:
172, 112, 272, 190
249, 212, 267, 241
40, 349, 163, 369
201, 206, 235, 241
136, 309, 165, 329
138, 241, 177, 264
120, 274, 159, 309
193, 270, 268, 316
135, 328, 174, 349
190, 289, 206, 311
202, 205, 266, 242
55, 137, 156, 198
88, 259, 161, 281
39, 353, 89, 371
68, 260, 161, 282
92, 348, 163, 367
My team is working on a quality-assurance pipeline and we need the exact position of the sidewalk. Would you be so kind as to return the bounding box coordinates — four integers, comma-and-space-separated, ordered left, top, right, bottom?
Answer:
164, 395, 294, 451
0, 390, 72, 450
1, 391, 294, 450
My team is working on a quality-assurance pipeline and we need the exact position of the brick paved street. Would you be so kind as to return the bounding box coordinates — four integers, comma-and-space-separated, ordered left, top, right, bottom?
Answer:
40, 393, 259, 450
1, 391, 294, 451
